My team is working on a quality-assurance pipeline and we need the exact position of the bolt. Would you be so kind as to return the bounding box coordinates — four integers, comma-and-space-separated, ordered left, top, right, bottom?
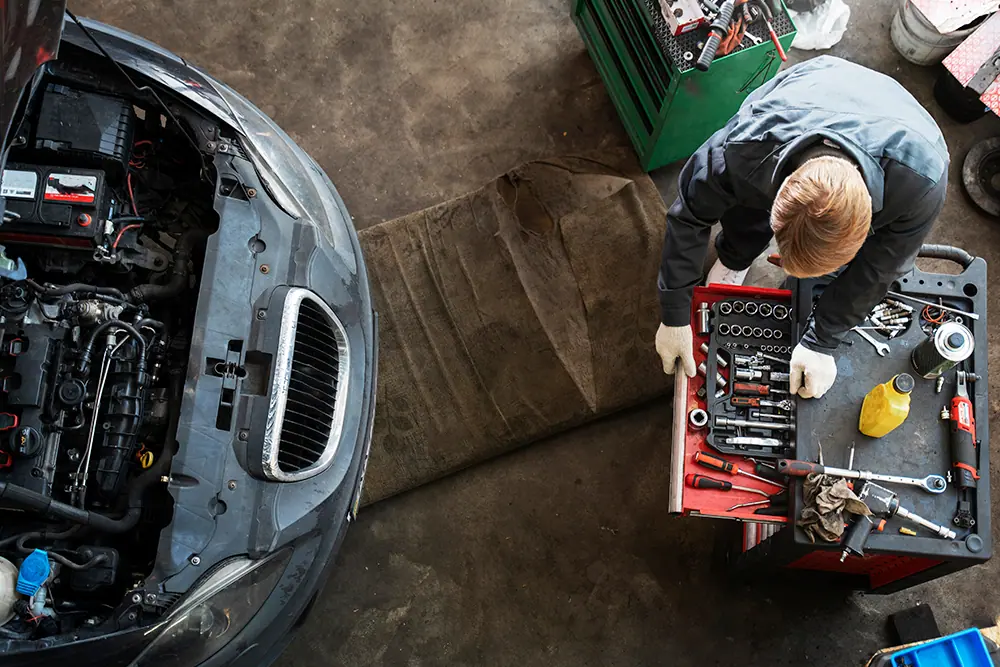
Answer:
260, 264, 270, 274
219, 144, 229, 153
247, 188, 257, 198
160, 475, 171, 484
206, 141, 216, 150
228, 480, 237, 490
238, 431, 248, 442
131, 593, 142, 604
256, 309, 267, 320
127, 612, 137, 622
145, 593, 157, 604
190, 555, 201, 566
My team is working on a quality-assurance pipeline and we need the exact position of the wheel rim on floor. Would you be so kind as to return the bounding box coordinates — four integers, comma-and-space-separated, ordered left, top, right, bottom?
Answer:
963, 137, 1000, 217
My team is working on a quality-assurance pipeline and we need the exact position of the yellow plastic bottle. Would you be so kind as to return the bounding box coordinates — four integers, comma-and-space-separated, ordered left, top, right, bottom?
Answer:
858, 373, 915, 437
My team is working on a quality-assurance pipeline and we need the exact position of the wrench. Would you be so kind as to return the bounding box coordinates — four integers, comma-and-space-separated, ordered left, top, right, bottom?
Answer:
743, 30, 763, 46
778, 460, 948, 494
851, 327, 889, 356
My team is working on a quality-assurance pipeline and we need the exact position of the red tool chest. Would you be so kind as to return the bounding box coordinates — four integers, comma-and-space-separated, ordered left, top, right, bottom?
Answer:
669, 248, 991, 593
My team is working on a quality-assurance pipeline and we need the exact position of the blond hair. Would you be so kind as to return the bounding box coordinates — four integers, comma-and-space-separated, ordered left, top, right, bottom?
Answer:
771, 157, 872, 277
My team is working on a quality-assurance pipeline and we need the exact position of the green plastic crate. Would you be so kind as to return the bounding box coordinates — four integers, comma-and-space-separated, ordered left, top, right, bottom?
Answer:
573, 0, 796, 171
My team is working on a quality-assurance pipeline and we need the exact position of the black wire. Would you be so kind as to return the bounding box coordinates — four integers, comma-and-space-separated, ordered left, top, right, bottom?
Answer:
65, 10, 211, 182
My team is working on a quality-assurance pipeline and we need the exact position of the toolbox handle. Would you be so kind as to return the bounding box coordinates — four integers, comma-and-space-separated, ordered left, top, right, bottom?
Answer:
917, 244, 975, 269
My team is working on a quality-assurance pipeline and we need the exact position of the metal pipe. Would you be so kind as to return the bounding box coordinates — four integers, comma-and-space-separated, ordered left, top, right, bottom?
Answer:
668, 373, 688, 514
885, 291, 979, 320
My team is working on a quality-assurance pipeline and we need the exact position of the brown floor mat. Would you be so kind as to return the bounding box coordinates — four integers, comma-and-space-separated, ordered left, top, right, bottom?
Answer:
358, 149, 669, 503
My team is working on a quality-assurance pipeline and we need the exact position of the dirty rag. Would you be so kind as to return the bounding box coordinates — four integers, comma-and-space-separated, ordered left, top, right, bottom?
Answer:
796, 473, 871, 543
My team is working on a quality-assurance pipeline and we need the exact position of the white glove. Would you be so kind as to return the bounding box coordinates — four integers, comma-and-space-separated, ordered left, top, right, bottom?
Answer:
788, 343, 837, 399
655, 324, 697, 377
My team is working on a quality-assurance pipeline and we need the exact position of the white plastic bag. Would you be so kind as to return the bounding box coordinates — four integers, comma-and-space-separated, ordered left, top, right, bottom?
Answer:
788, 0, 851, 50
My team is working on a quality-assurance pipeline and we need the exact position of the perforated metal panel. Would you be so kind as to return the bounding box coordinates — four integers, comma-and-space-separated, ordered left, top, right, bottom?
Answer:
641, 0, 795, 72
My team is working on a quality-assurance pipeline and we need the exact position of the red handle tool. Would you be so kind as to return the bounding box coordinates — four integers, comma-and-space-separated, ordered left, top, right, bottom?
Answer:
694, 451, 786, 489
685, 473, 770, 497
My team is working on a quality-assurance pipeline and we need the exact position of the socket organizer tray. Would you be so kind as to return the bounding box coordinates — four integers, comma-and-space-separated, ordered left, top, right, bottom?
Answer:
700, 287, 797, 460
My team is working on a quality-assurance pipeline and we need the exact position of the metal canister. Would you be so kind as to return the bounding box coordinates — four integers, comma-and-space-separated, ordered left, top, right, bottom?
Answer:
911, 322, 974, 379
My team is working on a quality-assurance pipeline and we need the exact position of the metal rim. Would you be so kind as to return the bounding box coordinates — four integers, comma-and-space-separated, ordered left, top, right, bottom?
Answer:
963, 137, 1000, 217
262, 288, 351, 483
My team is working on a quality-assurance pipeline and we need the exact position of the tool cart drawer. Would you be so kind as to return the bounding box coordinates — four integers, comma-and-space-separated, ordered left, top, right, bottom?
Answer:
731, 249, 991, 593
669, 284, 796, 524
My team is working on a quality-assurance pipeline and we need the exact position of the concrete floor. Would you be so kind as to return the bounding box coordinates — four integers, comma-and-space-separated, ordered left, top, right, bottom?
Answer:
72, 0, 1000, 664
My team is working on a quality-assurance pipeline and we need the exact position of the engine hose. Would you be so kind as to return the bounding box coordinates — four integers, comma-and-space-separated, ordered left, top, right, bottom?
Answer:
14, 536, 107, 571
78, 319, 148, 381
26, 279, 126, 302
0, 525, 80, 550
128, 228, 207, 302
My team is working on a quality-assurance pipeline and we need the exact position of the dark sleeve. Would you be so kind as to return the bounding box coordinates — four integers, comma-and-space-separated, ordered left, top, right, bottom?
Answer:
799, 175, 946, 352
658, 135, 739, 326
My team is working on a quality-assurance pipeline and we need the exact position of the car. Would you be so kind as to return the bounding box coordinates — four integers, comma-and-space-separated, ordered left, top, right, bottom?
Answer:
0, 2, 377, 665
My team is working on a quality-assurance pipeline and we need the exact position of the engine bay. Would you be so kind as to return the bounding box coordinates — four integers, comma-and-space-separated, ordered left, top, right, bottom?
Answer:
0, 61, 218, 638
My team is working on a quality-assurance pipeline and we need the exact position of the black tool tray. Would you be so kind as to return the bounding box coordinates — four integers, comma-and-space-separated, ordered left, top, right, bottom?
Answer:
704, 292, 798, 460
790, 249, 991, 567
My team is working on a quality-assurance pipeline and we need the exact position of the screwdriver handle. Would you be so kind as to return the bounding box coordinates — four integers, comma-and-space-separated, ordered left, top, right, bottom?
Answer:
776, 459, 824, 477
694, 451, 736, 475
734, 382, 769, 396
685, 473, 732, 491
731, 396, 761, 408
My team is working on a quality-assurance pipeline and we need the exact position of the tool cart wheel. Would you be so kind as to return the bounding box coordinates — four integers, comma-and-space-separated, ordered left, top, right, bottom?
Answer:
962, 137, 1000, 217
934, 69, 989, 124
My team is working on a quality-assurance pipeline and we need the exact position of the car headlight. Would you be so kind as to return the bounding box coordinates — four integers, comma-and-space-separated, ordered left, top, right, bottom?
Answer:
206, 77, 354, 258
129, 549, 291, 666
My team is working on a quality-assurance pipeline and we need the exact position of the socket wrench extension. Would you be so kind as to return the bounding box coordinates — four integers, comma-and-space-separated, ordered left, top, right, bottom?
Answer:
725, 436, 784, 448
715, 416, 795, 432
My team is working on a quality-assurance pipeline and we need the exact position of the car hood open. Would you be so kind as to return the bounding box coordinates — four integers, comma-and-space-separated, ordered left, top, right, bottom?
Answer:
1, 0, 66, 166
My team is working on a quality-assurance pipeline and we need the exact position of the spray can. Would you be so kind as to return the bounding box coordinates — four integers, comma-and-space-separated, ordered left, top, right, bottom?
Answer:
910, 322, 974, 379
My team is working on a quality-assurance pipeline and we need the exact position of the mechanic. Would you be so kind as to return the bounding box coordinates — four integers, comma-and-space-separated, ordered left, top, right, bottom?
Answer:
654, 56, 948, 399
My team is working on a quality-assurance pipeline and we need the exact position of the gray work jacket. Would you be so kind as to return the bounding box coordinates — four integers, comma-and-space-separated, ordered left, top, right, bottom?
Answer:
658, 56, 949, 351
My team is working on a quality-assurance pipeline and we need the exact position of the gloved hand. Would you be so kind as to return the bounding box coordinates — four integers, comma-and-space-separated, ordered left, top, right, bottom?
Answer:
788, 343, 837, 399
655, 324, 697, 377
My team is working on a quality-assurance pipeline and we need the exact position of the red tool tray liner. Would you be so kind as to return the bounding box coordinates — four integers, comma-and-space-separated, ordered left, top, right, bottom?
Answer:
679, 284, 791, 524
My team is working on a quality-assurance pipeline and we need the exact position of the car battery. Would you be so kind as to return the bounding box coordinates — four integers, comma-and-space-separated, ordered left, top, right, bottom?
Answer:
30, 83, 134, 178
0, 163, 111, 248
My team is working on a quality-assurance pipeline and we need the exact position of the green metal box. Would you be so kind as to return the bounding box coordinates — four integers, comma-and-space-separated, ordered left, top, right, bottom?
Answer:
573, 0, 796, 171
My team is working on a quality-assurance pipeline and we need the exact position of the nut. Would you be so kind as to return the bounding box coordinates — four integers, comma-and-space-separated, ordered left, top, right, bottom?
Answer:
190, 555, 201, 566
247, 188, 257, 198
260, 264, 270, 274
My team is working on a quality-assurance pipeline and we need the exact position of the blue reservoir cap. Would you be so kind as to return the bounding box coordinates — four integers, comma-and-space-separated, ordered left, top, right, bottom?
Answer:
15, 549, 50, 596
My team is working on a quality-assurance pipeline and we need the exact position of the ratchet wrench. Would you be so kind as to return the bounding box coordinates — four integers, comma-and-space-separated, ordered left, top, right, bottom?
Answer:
777, 460, 948, 494
852, 327, 890, 356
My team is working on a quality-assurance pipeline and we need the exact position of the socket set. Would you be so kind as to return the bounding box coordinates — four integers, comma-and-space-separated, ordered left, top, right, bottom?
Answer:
694, 296, 797, 459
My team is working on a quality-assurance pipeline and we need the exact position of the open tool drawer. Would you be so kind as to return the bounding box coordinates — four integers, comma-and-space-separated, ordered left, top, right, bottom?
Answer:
669, 284, 796, 524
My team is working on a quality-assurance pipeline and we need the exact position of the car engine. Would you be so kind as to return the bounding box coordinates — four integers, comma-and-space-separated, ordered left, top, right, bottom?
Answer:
0, 72, 216, 637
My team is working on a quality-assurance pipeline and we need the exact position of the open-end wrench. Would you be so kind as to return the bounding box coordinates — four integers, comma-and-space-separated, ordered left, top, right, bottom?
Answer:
743, 30, 763, 46
851, 327, 889, 356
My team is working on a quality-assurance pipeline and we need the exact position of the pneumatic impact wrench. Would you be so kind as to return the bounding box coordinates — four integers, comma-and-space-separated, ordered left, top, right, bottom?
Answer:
840, 482, 957, 562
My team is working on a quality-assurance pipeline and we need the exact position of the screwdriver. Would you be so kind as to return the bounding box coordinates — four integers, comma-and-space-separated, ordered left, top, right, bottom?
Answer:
734, 382, 789, 396
693, 451, 785, 488
685, 473, 770, 498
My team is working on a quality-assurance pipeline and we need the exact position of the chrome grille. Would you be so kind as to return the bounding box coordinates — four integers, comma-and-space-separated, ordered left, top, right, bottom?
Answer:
263, 288, 349, 482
